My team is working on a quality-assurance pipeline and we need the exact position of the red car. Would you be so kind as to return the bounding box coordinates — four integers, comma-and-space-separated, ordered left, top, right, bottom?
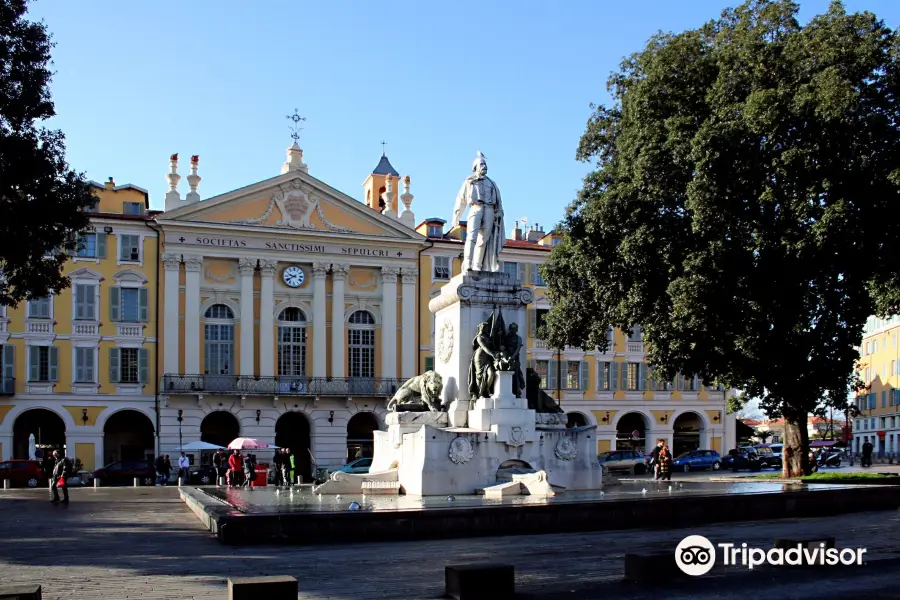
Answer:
0, 459, 46, 488
92, 460, 156, 486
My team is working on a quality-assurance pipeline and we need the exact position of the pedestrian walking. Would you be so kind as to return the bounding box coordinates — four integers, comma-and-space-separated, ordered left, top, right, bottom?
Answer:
280, 448, 291, 486
178, 452, 190, 483
648, 439, 663, 477
155, 455, 166, 486
49, 451, 71, 504
273, 449, 283, 486
656, 441, 673, 481
862, 441, 874, 468
227, 450, 243, 487
213, 449, 226, 483
243, 453, 257, 488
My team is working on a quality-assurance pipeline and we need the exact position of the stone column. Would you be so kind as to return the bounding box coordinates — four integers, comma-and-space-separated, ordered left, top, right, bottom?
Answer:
331, 263, 350, 378
162, 253, 181, 375
259, 260, 278, 377
238, 258, 256, 377
312, 262, 328, 377
380, 267, 400, 380
183, 256, 203, 375
238, 258, 256, 376
400, 268, 417, 378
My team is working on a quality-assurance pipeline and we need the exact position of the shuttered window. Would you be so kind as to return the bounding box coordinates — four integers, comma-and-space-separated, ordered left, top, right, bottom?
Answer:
74, 284, 97, 320
75, 348, 95, 382
28, 346, 58, 382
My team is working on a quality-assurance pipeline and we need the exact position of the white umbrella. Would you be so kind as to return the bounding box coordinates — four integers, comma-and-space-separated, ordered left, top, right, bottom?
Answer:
28, 434, 35, 460
169, 441, 226, 452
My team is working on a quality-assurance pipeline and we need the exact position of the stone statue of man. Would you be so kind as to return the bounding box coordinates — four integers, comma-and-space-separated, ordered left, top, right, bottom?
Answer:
451, 152, 505, 272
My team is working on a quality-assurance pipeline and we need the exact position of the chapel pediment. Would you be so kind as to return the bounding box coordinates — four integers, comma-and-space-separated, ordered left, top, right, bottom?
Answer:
159, 169, 423, 242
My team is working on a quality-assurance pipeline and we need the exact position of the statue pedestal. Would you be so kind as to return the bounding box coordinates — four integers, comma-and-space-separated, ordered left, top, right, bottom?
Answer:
468, 372, 535, 445
428, 271, 534, 408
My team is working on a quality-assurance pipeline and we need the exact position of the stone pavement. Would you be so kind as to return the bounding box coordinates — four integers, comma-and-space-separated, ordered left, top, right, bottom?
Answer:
0, 486, 899, 599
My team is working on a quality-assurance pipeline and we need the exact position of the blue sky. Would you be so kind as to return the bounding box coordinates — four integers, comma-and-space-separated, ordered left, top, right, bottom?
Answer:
28, 0, 900, 234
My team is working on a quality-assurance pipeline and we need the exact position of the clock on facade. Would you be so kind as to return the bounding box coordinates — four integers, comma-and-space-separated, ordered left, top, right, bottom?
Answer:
282, 266, 305, 287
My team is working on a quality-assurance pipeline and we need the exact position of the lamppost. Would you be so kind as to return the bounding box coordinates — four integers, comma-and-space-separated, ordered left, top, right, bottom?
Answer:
177, 409, 183, 452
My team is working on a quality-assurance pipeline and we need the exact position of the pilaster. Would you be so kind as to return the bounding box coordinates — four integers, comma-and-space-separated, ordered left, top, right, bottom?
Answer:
162, 253, 181, 376
312, 262, 328, 377
238, 258, 256, 377
331, 263, 350, 378
380, 266, 400, 379
401, 268, 418, 378
183, 255, 203, 375
259, 260, 277, 377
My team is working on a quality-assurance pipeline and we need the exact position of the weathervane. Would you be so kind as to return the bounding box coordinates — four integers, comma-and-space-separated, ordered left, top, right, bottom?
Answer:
381, 140, 387, 156
286, 109, 306, 142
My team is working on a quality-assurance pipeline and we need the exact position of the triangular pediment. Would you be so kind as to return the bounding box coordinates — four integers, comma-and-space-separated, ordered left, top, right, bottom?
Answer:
159, 170, 424, 241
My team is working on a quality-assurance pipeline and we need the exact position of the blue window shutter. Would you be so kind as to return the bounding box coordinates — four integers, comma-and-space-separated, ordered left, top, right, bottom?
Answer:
609, 362, 617, 390
109, 287, 121, 322
620, 362, 628, 390
139, 348, 149, 384
580, 360, 589, 390
2, 345, 14, 384
138, 288, 149, 322
517, 263, 525, 283
110, 348, 120, 383
529, 308, 536, 337
48, 346, 58, 381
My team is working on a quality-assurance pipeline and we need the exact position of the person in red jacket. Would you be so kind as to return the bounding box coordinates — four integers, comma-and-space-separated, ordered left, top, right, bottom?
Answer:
227, 450, 243, 487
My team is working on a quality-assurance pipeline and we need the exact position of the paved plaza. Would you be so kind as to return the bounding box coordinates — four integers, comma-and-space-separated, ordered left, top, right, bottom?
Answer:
0, 486, 899, 599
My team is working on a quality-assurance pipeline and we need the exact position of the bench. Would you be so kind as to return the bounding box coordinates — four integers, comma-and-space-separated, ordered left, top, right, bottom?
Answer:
227, 576, 297, 600
624, 552, 684, 584
445, 564, 514, 600
0, 584, 42, 599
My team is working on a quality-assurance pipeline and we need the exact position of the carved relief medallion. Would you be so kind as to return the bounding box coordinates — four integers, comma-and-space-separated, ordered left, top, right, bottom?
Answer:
275, 187, 317, 229
448, 436, 474, 465
438, 319, 454, 363
555, 437, 577, 461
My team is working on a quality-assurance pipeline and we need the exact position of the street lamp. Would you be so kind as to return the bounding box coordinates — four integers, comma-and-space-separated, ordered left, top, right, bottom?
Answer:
177, 409, 183, 451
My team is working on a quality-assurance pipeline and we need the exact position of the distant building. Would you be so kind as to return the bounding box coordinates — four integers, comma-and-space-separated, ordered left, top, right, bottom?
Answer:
855, 315, 900, 455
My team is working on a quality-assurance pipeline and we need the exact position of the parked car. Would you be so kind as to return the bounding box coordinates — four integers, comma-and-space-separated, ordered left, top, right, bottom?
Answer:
188, 465, 218, 485
769, 443, 783, 463
672, 450, 721, 472
92, 460, 156, 486
752, 445, 781, 469
722, 448, 761, 472
331, 457, 372, 475
0, 459, 46, 488
597, 450, 647, 474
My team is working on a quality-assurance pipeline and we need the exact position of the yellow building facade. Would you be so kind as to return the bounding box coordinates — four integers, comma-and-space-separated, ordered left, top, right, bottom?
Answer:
0, 179, 158, 473
0, 141, 734, 479
854, 315, 900, 456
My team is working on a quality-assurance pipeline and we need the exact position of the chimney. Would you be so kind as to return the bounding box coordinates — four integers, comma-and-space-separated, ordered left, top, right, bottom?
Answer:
527, 222, 544, 243
164, 153, 182, 211
105, 177, 115, 191
185, 155, 201, 204
514, 221, 523, 241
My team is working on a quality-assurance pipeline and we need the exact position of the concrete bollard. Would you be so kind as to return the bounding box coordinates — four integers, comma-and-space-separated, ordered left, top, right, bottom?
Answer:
227, 576, 297, 600
218, 477, 225, 486
445, 564, 514, 600
93, 478, 100, 488
133, 477, 140, 487
296, 476, 302, 485
177, 477, 182, 487
2, 479, 9, 490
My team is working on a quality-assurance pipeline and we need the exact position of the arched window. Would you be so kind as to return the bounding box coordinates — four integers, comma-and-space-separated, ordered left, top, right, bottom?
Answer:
204, 304, 234, 375
348, 310, 375, 378
277, 307, 307, 377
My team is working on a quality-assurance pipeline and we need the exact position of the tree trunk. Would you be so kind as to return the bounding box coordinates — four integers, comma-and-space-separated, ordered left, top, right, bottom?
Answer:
783, 417, 811, 478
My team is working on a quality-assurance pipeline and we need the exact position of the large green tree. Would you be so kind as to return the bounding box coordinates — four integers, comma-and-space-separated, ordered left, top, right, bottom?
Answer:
541, 0, 900, 477
0, 0, 95, 307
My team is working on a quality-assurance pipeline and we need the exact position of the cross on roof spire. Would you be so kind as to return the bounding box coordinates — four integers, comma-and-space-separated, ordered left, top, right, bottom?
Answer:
381, 140, 387, 156
286, 109, 306, 142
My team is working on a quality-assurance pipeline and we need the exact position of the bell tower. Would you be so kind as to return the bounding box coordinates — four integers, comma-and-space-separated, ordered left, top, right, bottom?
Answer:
362, 143, 401, 216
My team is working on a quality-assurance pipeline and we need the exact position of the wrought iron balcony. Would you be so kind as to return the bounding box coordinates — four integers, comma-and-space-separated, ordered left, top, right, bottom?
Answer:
160, 374, 404, 397
0, 377, 14, 395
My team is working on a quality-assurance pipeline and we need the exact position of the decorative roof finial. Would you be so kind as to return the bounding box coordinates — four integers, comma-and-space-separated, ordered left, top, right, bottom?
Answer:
381, 140, 387, 156
286, 109, 306, 142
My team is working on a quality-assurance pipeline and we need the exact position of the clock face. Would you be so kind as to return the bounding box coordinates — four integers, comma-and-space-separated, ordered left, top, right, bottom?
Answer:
282, 266, 305, 288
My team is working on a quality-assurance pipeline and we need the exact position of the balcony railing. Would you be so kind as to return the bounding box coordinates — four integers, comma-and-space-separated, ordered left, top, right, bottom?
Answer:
0, 377, 14, 395
160, 375, 405, 397
626, 341, 644, 353
72, 323, 99, 336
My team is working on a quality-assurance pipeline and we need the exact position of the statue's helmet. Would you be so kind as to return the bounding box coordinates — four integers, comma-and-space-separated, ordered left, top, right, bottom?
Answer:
472, 151, 487, 173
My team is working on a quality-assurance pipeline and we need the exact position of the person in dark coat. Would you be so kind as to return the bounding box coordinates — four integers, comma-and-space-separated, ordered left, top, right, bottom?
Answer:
273, 450, 283, 485
655, 441, 673, 481
50, 451, 71, 503
243, 454, 257, 488
861, 441, 874, 467
647, 440, 663, 476
213, 449, 226, 483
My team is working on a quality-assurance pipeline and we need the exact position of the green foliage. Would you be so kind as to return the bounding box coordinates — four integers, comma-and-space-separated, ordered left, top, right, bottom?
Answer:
543, 0, 900, 429
0, 0, 95, 307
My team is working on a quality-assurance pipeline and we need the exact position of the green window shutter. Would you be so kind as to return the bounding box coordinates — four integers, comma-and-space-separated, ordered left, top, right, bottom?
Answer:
138, 288, 149, 322
109, 286, 121, 322
517, 263, 525, 283
74, 285, 84, 319
97, 232, 107, 258
28, 346, 39, 381
547, 360, 558, 390
620, 362, 628, 390
138, 348, 149, 384
109, 348, 120, 383
2, 345, 14, 382
580, 360, 589, 390
529, 264, 535, 284
528, 308, 536, 337
424, 356, 434, 372
86, 284, 96, 320
48, 346, 58, 381
610, 361, 618, 390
